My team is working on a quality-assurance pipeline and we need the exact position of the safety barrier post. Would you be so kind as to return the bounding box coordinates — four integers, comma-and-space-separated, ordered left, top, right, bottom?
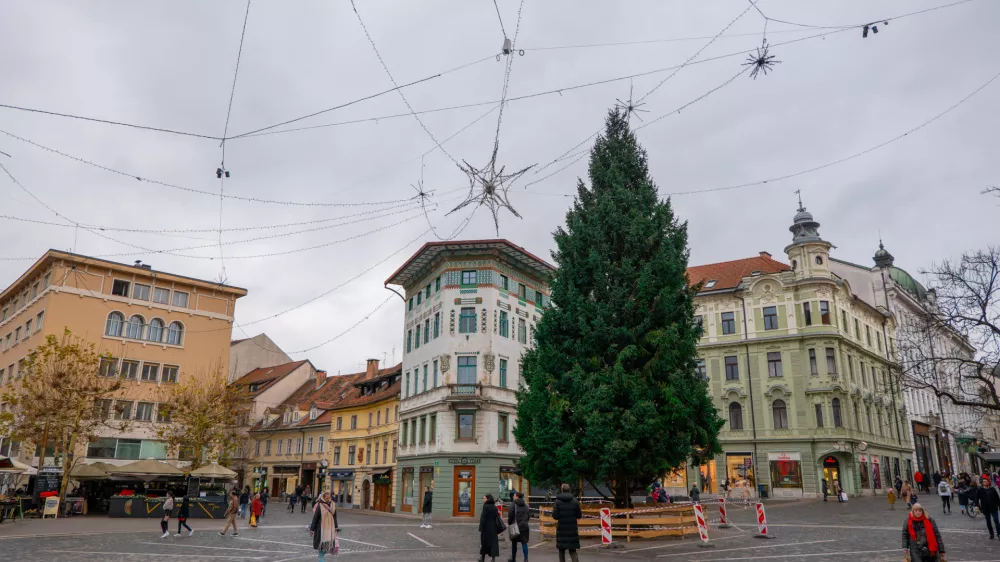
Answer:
753, 502, 774, 539
694, 503, 714, 548
718, 498, 731, 529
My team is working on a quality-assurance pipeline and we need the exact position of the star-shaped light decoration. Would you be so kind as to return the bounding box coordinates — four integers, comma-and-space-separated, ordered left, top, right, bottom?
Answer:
743, 39, 780, 80
409, 179, 434, 204
448, 144, 533, 235
614, 83, 649, 122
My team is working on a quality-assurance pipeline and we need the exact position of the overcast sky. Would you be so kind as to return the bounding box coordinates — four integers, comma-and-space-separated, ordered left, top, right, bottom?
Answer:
2, 0, 998, 376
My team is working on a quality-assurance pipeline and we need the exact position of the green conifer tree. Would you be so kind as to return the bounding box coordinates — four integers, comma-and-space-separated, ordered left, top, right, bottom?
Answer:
514, 108, 722, 506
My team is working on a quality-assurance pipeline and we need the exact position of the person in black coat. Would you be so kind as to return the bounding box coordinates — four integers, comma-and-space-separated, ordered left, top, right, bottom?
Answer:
975, 477, 1000, 539
551, 484, 582, 562
421, 487, 433, 528
478, 494, 502, 562
507, 491, 530, 562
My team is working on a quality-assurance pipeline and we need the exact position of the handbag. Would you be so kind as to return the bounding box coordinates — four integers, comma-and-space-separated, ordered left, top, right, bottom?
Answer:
497, 508, 508, 534
508, 502, 521, 540
249, 513, 257, 527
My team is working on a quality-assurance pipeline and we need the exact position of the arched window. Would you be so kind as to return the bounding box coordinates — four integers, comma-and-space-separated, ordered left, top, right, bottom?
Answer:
772, 399, 789, 429
166, 321, 184, 345
815, 255, 824, 265
148, 319, 165, 342
105, 312, 125, 337
728, 402, 744, 430
126, 315, 145, 339
832, 398, 843, 428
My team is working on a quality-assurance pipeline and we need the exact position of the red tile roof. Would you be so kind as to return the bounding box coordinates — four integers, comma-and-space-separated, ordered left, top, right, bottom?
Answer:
686, 252, 791, 292
234, 360, 311, 398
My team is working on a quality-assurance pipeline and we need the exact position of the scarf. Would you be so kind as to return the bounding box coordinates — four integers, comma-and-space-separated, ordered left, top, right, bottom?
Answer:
907, 513, 939, 554
318, 501, 337, 552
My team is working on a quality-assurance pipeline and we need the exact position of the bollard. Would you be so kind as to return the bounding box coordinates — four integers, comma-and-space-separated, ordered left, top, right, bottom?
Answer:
718, 498, 731, 529
600, 507, 623, 549
753, 502, 774, 539
694, 503, 714, 548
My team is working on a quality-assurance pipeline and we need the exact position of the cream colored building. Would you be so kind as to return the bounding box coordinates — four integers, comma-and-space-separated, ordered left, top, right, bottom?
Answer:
0, 250, 246, 468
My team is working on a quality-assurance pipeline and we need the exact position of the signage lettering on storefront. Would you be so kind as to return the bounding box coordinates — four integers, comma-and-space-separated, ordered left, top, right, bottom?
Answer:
766, 452, 801, 462
448, 457, 481, 465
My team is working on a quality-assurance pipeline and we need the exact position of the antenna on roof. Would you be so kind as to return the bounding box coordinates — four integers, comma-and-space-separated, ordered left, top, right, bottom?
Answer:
794, 189, 804, 212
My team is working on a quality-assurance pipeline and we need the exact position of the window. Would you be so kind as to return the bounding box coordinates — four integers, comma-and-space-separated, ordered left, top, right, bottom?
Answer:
433, 313, 440, 338
265, 440, 272, 456
815, 255, 824, 265
695, 359, 707, 380
848, 356, 855, 380
120, 360, 139, 380
424, 319, 430, 344
410, 421, 416, 444
419, 416, 426, 443
99, 357, 118, 377
832, 398, 843, 428
132, 283, 151, 301
368, 413, 373, 427
31, 282, 39, 300
14, 327, 21, 344
763, 307, 779, 330
772, 399, 789, 429
255, 441, 261, 456
432, 359, 438, 388
161, 365, 178, 384
92, 399, 113, 420
24, 320, 32, 337
461, 270, 478, 286
350, 415, 358, 429
416, 291, 422, 306
499, 311, 509, 337
112, 279, 130, 297
42, 273, 50, 288
724, 356, 739, 380
802, 302, 812, 326
278, 439, 284, 455
392, 441, 397, 462
141, 363, 159, 382
518, 284, 527, 300
172, 291, 189, 308
499, 358, 508, 388
394, 405, 398, 421
518, 318, 527, 344
500, 275, 509, 291
296, 437, 303, 454
457, 356, 476, 385
865, 325, 872, 346
767, 352, 783, 377
825, 348, 837, 374
105, 312, 125, 337
809, 349, 818, 375
153, 287, 170, 304
147, 319, 164, 342
166, 322, 183, 345
841, 310, 848, 330
866, 406, 873, 434
126, 315, 145, 339
854, 318, 861, 339
435, 276, 441, 291
877, 332, 883, 351
728, 402, 743, 430
721, 312, 736, 334
407, 330, 412, 352
704, 280, 717, 289
498, 414, 509, 442
815, 403, 824, 428
287, 439, 293, 456
820, 301, 830, 324
429, 414, 436, 443
318, 436, 325, 453
156, 404, 171, 423
459, 307, 476, 333
457, 412, 475, 440
535, 290, 544, 306
405, 372, 410, 397
0, 308, 6, 322
115, 400, 134, 420
415, 325, 421, 349
333, 446, 341, 465
425, 284, 431, 299
423, 364, 428, 392
408, 298, 413, 311
401, 421, 408, 445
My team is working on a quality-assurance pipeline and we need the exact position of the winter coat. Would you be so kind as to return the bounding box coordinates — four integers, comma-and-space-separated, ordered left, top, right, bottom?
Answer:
937, 482, 951, 497
422, 491, 432, 514
178, 498, 190, 519
478, 499, 502, 558
225, 495, 239, 516
162, 496, 174, 516
902, 516, 944, 561
689, 486, 700, 503
240, 491, 250, 505
551, 492, 582, 551
250, 498, 263, 516
975, 486, 1000, 514
507, 497, 530, 544
309, 500, 339, 550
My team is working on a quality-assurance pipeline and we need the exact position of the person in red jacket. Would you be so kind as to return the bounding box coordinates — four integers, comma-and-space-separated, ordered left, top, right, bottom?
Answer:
249, 494, 264, 528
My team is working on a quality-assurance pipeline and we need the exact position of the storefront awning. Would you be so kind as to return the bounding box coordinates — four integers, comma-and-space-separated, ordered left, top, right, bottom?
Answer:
976, 452, 1000, 465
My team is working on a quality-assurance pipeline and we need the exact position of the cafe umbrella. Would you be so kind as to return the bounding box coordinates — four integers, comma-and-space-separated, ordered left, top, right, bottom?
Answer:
108, 458, 184, 482
190, 461, 237, 480
68, 463, 109, 481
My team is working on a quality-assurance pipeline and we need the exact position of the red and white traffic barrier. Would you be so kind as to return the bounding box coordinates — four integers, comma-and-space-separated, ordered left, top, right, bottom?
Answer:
601, 507, 612, 545
753, 502, 774, 539
718, 498, 731, 528
694, 503, 714, 548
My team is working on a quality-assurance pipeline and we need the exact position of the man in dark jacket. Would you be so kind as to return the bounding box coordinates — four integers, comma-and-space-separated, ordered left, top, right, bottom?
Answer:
976, 477, 1000, 539
551, 484, 581, 562
421, 487, 433, 529
507, 491, 530, 562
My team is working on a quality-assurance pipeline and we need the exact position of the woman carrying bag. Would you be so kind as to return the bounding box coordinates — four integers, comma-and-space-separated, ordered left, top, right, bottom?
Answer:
250, 493, 264, 528
175, 495, 193, 537
478, 494, 504, 562
507, 491, 530, 562
309, 490, 339, 561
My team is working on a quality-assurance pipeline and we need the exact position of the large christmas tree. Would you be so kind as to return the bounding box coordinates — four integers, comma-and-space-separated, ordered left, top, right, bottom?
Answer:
514, 107, 722, 507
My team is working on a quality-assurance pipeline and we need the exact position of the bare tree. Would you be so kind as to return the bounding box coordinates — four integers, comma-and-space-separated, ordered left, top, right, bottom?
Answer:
896, 247, 1000, 414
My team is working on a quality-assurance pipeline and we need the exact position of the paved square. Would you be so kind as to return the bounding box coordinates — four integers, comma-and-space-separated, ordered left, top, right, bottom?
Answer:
1, 496, 998, 561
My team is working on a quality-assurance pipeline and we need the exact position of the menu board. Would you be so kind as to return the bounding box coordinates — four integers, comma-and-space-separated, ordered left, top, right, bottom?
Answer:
35, 469, 61, 496
187, 477, 200, 499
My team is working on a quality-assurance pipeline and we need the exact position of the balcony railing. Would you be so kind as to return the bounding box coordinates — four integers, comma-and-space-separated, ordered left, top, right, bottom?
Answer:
452, 384, 479, 396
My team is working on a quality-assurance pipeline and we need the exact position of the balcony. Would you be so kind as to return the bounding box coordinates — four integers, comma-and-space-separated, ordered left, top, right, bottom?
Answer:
446, 383, 484, 407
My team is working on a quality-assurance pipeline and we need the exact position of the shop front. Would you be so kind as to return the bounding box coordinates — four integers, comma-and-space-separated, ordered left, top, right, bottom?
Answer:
724, 452, 755, 493
269, 465, 300, 497
372, 469, 392, 512
329, 470, 354, 508
661, 467, 688, 497
499, 466, 525, 502
913, 422, 935, 476
821, 454, 841, 496
768, 452, 803, 497
300, 463, 317, 494
396, 454, 522, 519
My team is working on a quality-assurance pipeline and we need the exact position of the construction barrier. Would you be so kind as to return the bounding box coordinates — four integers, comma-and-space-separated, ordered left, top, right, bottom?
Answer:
600, 507, 612, 545
753, 502, 774, 539
693, 503, 713, 547
538, 504, 699, 542
718, 498, 730, 528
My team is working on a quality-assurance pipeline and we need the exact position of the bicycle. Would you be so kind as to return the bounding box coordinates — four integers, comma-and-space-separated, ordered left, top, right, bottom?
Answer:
966, 503, 980, 519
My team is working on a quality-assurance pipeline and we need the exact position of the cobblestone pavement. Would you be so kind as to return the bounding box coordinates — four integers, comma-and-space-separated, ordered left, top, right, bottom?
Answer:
2, 496, 999, 561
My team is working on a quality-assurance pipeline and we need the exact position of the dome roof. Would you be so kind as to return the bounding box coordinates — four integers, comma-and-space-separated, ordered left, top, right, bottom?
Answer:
889, 266, 927, 300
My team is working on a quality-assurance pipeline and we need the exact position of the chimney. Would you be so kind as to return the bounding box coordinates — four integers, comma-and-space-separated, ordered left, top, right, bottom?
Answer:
315, 369, 327, 389
759, 251, 772, 259
366, 359, 380, 377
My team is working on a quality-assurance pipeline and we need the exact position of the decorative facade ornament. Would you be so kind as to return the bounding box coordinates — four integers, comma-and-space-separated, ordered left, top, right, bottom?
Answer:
439, 354, 450, 374
483, 353, 496, 374
481, 308, 487, 333
449, 309, 456, 336
817, 285, 832, 298
493, 310, 498, 334
761, 284, 777, 304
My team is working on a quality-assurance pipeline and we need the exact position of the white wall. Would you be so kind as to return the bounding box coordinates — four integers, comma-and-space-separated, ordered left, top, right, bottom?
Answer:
228, 333, 292, 383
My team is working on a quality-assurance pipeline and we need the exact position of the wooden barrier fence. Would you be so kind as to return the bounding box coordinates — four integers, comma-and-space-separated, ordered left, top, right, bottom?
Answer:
537, 503, 699, 542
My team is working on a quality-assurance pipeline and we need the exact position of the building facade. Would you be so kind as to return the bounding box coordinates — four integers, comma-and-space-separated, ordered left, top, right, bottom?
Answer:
0, 250, 246, 468
385, 240, 554, 518
685, 205, 910, 498
229, 333, 292, 384
831, 247, 986, 477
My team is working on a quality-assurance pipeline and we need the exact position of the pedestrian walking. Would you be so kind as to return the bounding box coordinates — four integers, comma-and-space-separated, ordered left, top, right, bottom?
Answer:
937, 480, 952, 514
902, 482, 913, 508
895, 477, 904, 496
835, 480, 845, 503
975, 477, 1000, 539
552, 484, 582, 562
302, 485, 312, 514
239, 487, 250, 519
309, 490, 339, 561
507, 491, 530, 562
902, 503, 945, 561
822, 479, 829, 502
176, 495, 194, 537
957, 480, 971, 515
261, 487, 269, 517
219, 489, 240, 537
421, 486, 433, 528
160, 491, 175, 539
689, 484, 700, 503
478, 494, 502, 562
889, 488, 897, 510
250, 493, 263, 527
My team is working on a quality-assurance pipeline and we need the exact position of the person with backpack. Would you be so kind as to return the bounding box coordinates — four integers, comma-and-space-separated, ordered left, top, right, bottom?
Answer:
175, 495, 193, 537
937, 479, 952, 515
